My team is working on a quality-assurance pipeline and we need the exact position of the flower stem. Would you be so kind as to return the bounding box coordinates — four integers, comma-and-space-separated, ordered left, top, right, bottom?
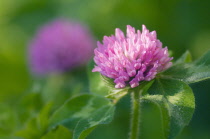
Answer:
129, 88, 141, 139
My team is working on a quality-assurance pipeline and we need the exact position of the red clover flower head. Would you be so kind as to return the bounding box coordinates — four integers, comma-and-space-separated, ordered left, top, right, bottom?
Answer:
92, 25, 173, 88
29, 19, 94, 75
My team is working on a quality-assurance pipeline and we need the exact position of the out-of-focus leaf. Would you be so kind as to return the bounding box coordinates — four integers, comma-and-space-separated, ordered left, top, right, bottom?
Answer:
194, 49, 210, 65
141, 78, 195, 139
49, 94, 114, 129
73, 105, 115, 139
38, 103, 52, 132
49, 94, 115, 139
31, 70, 88, 111
0, 104, 17, 137
162, 50, 210, 84
16, 117, 39, 139
41, 125, 72, 139
15, 92, 43, 129
19, 93, 43, 111
16, 103, 52, 139
87, 60, 110, 96
40, 75, 65, 104
174, 51, 192, 65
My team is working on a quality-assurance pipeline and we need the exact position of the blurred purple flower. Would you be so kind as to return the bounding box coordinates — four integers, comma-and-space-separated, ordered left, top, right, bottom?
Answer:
92, 25, 173, 88
29, 19, 94, 75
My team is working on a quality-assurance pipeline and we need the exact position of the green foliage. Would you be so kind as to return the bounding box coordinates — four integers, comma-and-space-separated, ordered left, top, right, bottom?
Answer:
141, 78, 195, 139
162, 50, 210, 84
105, 87, 129, 104
49, 94, 115, 138
15, 94, 115, 139
16, 103, 52, 139
50, 94, 110, 127
15, 92, 43, 132
87, 60, 110, 96
73, 105, 115, 139
174, 51, 192, 65
41, 125, 72, 139
137, 50, 210, 138
0, 104, 17, 137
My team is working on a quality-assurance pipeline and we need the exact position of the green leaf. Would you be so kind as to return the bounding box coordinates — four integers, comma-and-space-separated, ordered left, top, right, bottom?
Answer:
41, 125, 72, 139
16, 118, 39, 139
174, 51, 192, 65
160, 63, 192, 82
16, 92, 43, 125
73, 105, 115, 139
195, 49, 210, 65
48, 94, 115, 139
38, 103, 53, 132
141, 78, 195, 139
49, 94, 111, 128
140, 99, 168, 139
106, 81, 154, 104
16, 103, 52, 139
0, 104, 17, 137
100, 75, 115, 88
87, 60, 110, 96
162, 50, 210, 84
105, 87, 129, 104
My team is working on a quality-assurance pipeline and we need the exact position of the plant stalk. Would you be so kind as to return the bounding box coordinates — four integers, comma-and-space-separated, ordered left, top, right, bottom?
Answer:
129, 88, 141, 139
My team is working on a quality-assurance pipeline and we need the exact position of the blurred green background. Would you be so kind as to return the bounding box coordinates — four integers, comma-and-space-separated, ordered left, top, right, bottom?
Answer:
0, 0, 210, 138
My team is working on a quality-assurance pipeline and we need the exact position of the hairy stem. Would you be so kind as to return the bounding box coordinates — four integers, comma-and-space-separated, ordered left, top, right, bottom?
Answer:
129, 89, 141, 139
